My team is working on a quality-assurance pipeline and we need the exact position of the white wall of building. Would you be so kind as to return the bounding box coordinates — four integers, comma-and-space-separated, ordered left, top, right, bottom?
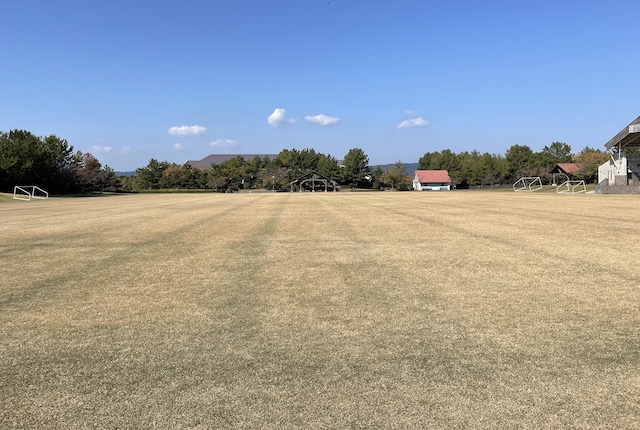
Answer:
598, 156, 627, 185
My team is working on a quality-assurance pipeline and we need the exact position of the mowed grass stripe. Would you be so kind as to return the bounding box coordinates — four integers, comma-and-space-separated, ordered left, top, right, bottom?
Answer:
382, 193, 640, 287
250, 195, 468, 427
1, 193, 294, 428
0, 194, 266, 310
452, 193, 640, 227
1, 193, 639, 429
274, 193, 639, 428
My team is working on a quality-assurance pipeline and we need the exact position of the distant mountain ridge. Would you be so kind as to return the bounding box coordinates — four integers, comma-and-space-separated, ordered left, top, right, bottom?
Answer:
372, 162, 419, 173
116, 162, 420, 178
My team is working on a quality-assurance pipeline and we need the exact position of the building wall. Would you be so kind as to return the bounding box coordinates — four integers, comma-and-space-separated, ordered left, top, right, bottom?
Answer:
598, 157, 627, 185
412, 177, 421, 190
595, 184, 640, 194
418, 183, 451, 191
627, 155, 640, 185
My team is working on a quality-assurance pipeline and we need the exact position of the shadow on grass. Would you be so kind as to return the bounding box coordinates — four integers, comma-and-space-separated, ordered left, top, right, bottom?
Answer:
54, 192, 134, 198
0, 193, 16, 203
0, 192, 134, 202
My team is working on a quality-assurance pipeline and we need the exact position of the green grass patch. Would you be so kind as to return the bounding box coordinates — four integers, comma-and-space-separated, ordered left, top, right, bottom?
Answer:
0, 193, 18, 203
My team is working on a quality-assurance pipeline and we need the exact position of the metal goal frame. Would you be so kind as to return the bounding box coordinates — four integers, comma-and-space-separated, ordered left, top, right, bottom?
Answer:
13, 185, 49, 201
556, 180, 586, 194
513, 177, 543, 192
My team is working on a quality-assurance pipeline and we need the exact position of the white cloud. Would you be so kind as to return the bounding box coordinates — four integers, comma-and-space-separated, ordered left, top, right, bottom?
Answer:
90, 145, 112, 153
168, 125, 206, 136
173, 143, 184, 151
210, 139, 238, 148
404, 109, 417, 115
305, 114, 340, 126
397, 117, 429, 129
119, 144, 156, 154
268, 108, 297, 127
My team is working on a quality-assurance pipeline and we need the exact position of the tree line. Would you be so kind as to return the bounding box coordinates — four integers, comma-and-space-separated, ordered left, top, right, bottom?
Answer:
1, 129, 611, 194
0, 130, 116, 193
130, 142, 609, 192
128, 148, 373, 192
418, 142, 609, 188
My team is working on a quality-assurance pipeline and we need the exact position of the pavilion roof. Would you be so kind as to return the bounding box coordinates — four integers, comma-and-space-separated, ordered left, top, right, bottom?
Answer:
604, 116, 640, 150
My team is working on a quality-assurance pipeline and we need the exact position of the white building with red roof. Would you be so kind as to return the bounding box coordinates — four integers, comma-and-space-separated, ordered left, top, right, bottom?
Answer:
413, 170, 452, 191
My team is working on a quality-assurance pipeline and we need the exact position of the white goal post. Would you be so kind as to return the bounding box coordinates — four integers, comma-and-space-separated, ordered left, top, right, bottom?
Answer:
13, 185, 49, 201
556, 180, 586, 194
513, 177, 543, 192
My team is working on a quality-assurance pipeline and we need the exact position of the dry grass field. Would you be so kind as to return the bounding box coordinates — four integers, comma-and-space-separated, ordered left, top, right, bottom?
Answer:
1, 191, 638, 429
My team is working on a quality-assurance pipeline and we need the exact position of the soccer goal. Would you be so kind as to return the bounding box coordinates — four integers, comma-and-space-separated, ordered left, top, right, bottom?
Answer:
513, 177, 543, 192
13, 185, 49, 201
556, 180, 586, 194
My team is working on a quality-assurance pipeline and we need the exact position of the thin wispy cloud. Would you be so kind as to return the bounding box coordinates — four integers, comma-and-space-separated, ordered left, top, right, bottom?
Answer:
268, 108, 297, 127
173, 143, 184, 151
397, 117, 429, 129
305, 114, 340, 126
120, 144, 156, 154
90, 145, 112, 153
168, 125, 206, 136
210, 139, 238, 148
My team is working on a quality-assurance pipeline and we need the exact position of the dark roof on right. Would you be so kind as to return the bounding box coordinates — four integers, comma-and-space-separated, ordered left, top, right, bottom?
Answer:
604, 115, 640, 150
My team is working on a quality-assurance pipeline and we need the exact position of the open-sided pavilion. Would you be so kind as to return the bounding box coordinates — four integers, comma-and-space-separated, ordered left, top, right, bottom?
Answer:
290, 171, 339, 192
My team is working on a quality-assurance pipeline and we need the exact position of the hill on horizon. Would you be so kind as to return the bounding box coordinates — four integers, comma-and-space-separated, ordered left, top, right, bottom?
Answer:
373, 162, 419, 173
116, 162, 421, 178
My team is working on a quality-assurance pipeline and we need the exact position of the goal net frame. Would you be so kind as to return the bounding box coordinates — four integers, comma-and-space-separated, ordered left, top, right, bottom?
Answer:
13, 185, 49, 201
513, 177, 543, 192
556, 180, 586, 194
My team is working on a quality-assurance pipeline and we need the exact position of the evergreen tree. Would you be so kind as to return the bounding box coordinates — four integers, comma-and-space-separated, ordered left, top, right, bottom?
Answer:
381, 161, 411, 190
341, 148, 370, 188
505, 144, 535, 181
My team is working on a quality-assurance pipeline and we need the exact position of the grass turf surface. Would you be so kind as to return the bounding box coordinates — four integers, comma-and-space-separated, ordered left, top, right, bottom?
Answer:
1, 192, 638, 429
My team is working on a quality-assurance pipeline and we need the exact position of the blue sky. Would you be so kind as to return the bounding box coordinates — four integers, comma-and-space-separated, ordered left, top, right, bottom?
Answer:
1, 1, 638, 171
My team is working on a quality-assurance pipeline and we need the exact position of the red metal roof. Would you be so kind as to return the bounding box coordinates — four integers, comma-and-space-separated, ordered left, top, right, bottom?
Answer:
415, 170, 452, 183
555, 163, 581, 174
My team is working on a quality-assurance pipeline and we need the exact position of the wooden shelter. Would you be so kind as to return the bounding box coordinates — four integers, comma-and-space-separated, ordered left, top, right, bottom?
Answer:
550, 163, 581, 185
290, 171, 339, 192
